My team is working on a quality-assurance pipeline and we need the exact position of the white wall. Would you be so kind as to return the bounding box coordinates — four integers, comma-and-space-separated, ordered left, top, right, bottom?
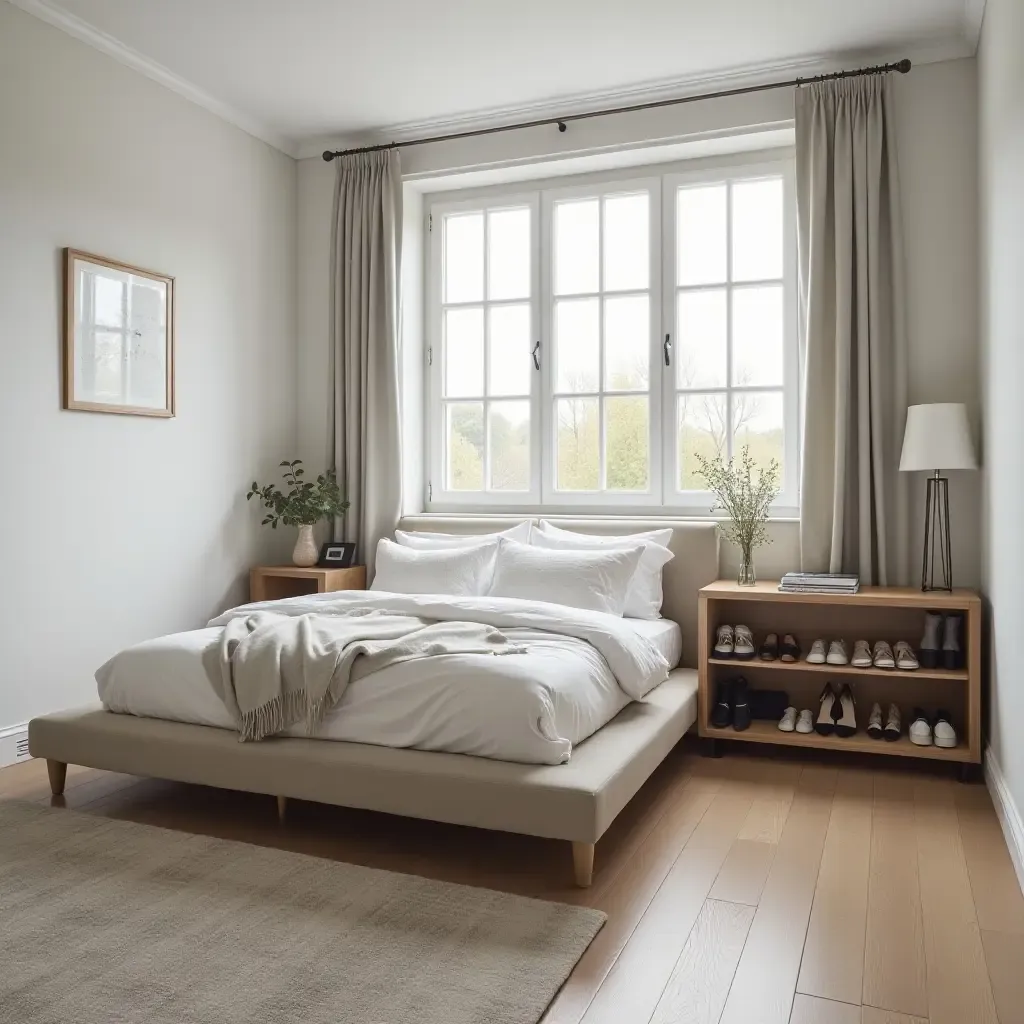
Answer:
0, 3, 297, 731
979, 0, 1024, 838
296, 58, 981, 586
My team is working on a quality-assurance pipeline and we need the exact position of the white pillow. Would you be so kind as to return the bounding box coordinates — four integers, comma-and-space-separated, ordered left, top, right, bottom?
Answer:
394, 522, 531, 548
370, 538, 497, 596
532, 522, 675, 619
487, 538, 643, 616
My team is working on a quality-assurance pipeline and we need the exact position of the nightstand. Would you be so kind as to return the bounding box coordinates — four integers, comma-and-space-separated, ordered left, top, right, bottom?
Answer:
249, 565, 366, 603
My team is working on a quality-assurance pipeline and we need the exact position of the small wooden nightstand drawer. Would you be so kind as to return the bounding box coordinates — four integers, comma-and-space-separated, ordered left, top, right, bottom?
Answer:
249, 565, 366, 603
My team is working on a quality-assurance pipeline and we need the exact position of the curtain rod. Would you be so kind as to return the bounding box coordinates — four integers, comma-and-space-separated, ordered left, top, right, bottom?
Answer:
322, 58, 911, 162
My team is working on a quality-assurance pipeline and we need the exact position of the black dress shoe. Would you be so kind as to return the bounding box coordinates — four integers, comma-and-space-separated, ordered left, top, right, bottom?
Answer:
732, 677, 752, 731
758, 633, 779, 661
815, 683, 837, 736
711, 680, 734, 729
833, 683, 857, 737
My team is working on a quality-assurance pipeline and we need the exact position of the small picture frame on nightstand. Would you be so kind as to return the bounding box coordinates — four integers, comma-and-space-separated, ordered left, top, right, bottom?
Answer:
317, 541, 356, 568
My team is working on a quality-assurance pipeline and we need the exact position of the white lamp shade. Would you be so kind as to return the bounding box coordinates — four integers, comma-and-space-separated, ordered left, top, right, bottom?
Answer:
899, 403, 977, 472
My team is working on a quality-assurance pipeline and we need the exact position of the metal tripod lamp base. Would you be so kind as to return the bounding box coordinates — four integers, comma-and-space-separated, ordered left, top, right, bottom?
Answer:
921, 471, 952, 592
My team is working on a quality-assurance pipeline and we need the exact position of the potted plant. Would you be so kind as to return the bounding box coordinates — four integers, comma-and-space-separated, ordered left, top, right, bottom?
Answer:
247, 461, 349, 567
694, 446, 779, 586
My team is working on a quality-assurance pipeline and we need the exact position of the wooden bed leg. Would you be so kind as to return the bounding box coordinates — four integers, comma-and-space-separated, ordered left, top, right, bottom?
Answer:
572, 842, 594, 888
276, 795, 287, 823
46, 759, 67, 797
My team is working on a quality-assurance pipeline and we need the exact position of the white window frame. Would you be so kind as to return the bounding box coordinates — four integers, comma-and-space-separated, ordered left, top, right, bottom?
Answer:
424, 150, 799, 517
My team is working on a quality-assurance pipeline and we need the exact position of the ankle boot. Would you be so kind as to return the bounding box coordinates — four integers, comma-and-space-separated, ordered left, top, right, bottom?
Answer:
942, 614, 964, 670
920, 611, 943, 668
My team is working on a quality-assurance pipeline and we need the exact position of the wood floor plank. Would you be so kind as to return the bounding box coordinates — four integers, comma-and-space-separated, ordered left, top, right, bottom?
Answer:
580, 783, 756, 1024
860, 1009, 927, 1024
862, 772, 928, 1019
709, 837, 777, 906
914, 777, 999, 1024
718, 766, 838, 1024
789, 995, 861, 1024
798, 770, 874, 1005
648, 899, 754, 1024
981, 929, 1024, 1024
737, 763, 799, 844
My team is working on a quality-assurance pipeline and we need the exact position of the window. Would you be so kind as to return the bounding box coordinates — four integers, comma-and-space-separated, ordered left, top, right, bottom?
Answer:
426, 155, 798, 514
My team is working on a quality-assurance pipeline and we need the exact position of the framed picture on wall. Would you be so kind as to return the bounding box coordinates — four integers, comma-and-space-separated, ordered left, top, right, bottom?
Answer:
63, 248, 175, 417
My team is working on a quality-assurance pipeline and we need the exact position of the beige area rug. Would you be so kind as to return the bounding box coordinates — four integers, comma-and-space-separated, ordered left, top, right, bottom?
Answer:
0, 802, 605, 1024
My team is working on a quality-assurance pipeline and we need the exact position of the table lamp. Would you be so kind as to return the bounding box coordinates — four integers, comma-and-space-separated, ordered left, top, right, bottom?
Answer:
899, 403, 978, 591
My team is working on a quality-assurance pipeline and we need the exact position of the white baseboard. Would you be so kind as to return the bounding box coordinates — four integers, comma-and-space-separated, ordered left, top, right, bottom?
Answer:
0, 723, 30, 768
985, 747, 1024, 896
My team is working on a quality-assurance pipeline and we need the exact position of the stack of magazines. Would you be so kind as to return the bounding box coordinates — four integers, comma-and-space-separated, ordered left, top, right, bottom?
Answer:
779, 572, 860, 595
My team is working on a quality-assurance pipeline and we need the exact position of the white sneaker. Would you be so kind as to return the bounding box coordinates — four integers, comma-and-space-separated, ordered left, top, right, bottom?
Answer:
778, 706, 797, 732
909, 708, 932, 746
895, 641, 919, 671
872, 640, 896, 670
934, 710, 957, 748
807, 639, 827, 664
867, 702, 884, 739
734, 625, 756, 661
796, 709, 814, 734
714, 624, 735, 658
826, 639, 849, 665
851, 640, 873, 668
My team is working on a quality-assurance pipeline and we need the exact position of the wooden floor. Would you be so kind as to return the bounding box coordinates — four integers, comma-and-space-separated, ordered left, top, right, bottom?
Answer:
3, 743, 1023, 1024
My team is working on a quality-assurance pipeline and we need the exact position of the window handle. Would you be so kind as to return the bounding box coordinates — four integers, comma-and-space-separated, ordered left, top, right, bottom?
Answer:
532, 340, 541, 370
663, 333, 672, 367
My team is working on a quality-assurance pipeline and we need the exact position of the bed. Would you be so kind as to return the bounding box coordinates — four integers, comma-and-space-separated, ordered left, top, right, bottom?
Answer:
28, 519, 719, 886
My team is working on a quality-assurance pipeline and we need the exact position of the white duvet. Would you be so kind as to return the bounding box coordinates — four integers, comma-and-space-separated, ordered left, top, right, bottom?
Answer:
97, 591, 678, 765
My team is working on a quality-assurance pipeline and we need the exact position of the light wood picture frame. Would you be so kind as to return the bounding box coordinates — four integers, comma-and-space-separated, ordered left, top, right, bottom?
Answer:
63, 248, 175, 417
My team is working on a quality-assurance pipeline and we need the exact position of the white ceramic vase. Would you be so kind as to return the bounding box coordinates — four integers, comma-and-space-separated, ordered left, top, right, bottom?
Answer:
292, 524, 318, 567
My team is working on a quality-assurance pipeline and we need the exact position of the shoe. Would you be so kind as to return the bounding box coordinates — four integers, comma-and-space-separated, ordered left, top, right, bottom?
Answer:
867, 702, 884, 739
851, 640, 873, 668
833, 683, 857, 737
826, 639, 849, 666
884, 703, 902, 742
872, 640, 895, 670
778, 706, 797, 732
780, 634, 801, 663
943, 614, 964, 670
711, 679, 734, 728
920, 611, 943, 668
796, 709, 814, 734
732, 677, 752, 731
909, 707, 932, 746
807, 639, 828, 665
895, 641, 919, 671
759, 633, 779, 661
714, 625, 735, 658
934, 709, 957, 748
815, 684, 838, 735
734, 625, 756, 661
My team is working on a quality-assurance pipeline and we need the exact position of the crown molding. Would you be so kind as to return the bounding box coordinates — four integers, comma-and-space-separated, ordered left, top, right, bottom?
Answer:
6, 0, 298, 157
963, 0, 988, 51
298, 33, 975, 160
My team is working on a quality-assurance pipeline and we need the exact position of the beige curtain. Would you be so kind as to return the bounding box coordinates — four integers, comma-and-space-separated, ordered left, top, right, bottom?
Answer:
328, 150, 403, 576
796, 76, 909, 585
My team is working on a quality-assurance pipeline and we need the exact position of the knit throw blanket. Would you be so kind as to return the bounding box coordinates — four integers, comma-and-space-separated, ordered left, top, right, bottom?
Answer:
211, 608, 525, 741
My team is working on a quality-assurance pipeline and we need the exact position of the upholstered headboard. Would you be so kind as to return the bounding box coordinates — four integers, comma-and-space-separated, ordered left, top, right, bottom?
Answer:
394, 517, 721, 669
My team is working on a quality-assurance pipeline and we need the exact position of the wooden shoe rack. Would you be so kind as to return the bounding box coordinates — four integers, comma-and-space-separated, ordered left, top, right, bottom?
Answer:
697, 581, 982, 774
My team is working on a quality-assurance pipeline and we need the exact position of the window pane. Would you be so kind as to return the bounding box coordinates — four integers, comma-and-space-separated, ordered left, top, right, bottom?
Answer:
603, 193, 648, 291
677, 184, 726, 286
554, 199, 599, 295
488, 208, 530, 300
677, 289, 726, 389
555, 298, 599, 392
606, 396, 649, 491
444, 213, 483, 303
604, 295, 649, 392
732, 285, 783, 386
556, 397, 599, 490
677, 393, 728, 490
444, 307, 483, 397
732, 178, 783, 282
489, 400, 531, 491
446, 402, 484, 491
734, 390, 784, 482
488, 304, 531, 397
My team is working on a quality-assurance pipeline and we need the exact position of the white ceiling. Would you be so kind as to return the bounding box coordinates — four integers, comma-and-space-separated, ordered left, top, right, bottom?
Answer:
13, 0, 983, 156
